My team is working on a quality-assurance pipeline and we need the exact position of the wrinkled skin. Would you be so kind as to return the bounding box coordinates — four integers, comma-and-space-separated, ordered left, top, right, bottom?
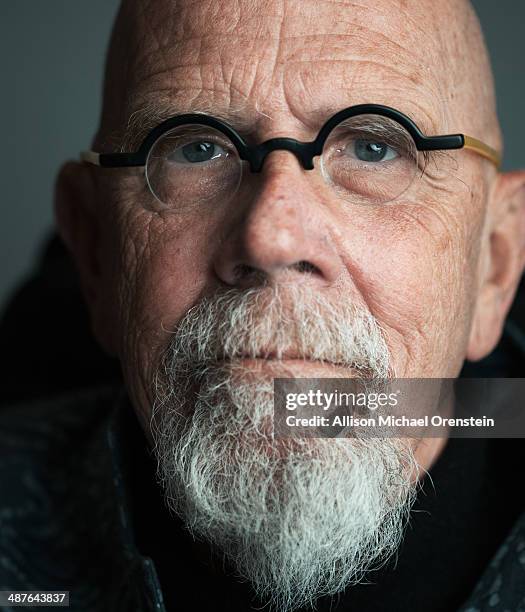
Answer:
56, 0, 525, 471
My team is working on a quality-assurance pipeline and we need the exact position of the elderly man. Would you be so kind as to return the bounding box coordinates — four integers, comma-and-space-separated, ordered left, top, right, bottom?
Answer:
1, 0, 525, 610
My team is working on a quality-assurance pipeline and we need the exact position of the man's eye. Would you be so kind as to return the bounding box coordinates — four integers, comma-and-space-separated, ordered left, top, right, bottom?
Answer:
350, 139, 399, 163
168, 141, 228, 164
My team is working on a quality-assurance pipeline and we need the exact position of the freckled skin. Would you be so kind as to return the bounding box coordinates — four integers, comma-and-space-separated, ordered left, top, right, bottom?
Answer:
56, 0, 525, 471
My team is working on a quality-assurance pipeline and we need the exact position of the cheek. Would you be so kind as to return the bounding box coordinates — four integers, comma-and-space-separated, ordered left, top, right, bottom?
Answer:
335, 199, 481, 376
109, 206, 218, 399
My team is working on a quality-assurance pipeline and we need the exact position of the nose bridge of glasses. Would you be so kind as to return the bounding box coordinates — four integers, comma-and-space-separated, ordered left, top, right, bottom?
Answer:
248, 138, 318, 173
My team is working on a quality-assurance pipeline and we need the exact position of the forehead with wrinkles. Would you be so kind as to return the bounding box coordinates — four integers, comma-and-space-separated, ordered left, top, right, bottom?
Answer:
96, 0, 499, 152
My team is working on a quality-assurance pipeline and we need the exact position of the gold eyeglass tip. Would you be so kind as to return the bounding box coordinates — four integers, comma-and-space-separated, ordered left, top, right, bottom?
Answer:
463, 135, 502, 169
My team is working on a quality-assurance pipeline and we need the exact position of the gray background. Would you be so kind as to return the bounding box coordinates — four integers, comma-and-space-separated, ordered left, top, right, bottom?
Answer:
1, 1, 523, 314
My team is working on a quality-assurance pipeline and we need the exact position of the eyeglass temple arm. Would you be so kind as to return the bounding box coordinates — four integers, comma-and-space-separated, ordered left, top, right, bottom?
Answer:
80, 151, 146, 167
80, 151, 100, 165
463, 135, 502, 168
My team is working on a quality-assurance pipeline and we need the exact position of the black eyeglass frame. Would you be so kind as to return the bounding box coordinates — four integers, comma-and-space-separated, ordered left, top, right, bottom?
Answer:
81, 103, 501, 171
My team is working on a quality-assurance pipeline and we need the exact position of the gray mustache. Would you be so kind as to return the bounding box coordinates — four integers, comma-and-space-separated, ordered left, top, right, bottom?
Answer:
161, 284, 391, 378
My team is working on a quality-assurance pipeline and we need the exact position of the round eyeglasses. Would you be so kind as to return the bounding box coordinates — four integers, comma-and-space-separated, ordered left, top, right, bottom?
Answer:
81, 104, 501, 210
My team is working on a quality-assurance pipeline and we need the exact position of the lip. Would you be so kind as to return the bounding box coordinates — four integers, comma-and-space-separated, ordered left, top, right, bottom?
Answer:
235, 356, 322, 365
223, 353, 330, 364
217, 355, 357, 374
263, 351, 304, 360
226, 350, 331, 362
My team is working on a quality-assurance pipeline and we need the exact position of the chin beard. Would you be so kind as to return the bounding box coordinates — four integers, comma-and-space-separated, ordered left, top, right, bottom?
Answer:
149, 286, 419, 611
152, 367, 417, 611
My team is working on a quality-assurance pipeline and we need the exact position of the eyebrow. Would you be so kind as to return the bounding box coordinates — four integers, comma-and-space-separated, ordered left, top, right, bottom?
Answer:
305, 102, 440, 137
121, 102, 257, 151
120, 99, 441, 152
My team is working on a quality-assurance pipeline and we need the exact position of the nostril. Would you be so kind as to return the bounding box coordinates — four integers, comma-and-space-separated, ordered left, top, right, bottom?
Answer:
293, 261, 322, 276
229, 261, 319, 284
232, 264, 267, 284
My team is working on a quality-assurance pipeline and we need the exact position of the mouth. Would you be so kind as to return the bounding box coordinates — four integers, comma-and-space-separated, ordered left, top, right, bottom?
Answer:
221, 350, 333, 363
215, 352, 363, 375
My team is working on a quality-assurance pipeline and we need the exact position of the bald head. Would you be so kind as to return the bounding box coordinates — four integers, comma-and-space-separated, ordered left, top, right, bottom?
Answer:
94, 0, 501, 155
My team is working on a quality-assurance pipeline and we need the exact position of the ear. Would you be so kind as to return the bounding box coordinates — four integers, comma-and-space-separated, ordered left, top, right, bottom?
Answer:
54, 161, 116, 355
467, 170, 525, 361
55, 162, 101, 303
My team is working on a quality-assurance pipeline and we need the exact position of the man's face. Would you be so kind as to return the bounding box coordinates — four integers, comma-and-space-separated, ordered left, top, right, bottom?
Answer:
65, 0, 512, 608
95, 0, 492, 412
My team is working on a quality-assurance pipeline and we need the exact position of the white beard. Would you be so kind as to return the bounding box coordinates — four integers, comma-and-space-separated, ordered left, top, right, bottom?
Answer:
150, 284, 419, 611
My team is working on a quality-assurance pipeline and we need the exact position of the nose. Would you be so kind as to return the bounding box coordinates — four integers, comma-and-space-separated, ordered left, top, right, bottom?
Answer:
213, 151, 343, 288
